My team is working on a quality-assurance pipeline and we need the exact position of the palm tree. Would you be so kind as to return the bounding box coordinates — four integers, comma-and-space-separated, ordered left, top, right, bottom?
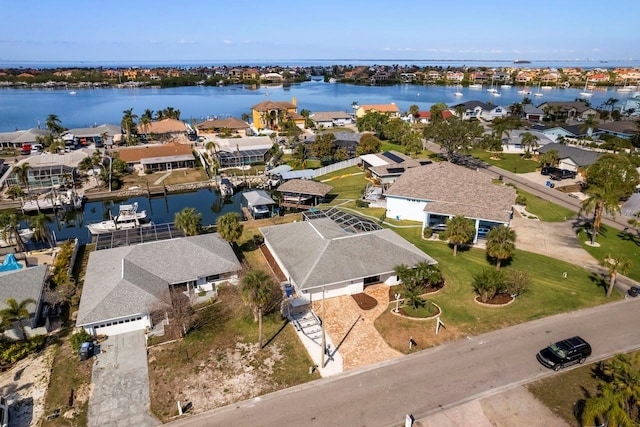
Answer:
45, 114, 64, 136
6, 186, 25, 200
0, 212, 26, 253
121, 108, 138, 145
12, 162, 31, 194
174, 207, 202, 236
29, 212, 52, 247
393, 263, 427, 310
602, 255, 631, 297
293, 143, 310, 169
604, 97, 620, 113
520, 132, 539, 156
445, 215, 475, 256
579, 116, 599, 137
217, 212, 243, 245
0, 298, 36, 340
240, 270, 274, 348
580, 186, 620, 245
485, 225, 516, 270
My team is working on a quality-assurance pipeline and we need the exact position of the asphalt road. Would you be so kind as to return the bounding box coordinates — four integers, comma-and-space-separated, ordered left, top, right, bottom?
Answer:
167, 299, 640, 427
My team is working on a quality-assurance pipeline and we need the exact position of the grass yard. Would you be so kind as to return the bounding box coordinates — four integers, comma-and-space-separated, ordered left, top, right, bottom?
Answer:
315, 166, 368, 203
578, 224, 640, 282
516, 188, 577, 222
120, 168, 210, 188
468, 149, 540, 173
375, 227, 617, 352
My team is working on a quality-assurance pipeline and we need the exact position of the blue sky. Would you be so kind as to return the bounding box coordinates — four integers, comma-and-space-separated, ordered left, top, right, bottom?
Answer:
1, 0, 638, 62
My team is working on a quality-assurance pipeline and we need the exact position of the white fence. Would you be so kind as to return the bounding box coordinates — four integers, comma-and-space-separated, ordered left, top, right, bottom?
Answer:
314, 158, 361, 178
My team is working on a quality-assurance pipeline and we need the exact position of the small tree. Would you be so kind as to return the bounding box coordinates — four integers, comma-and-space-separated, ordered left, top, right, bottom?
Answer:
174, 207, 202, 236
472, 269, 504, 303
241, 270, 274, 348
217, 212, 243, 245
602, 255, 631, 297
0, 298, 36, 340
446, 215, 475, 256
485, 226, 516, 270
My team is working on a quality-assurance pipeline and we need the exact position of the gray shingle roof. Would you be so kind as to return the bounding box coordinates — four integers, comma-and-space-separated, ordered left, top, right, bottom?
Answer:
0, 265, 47, 318
277, 179, 333, 197
76, 234, 241, 326
65, 124, 121, 138
242, 190, 275, 207
537, 143, 603, 167
310, 111, 352, 122
385, 162, 516, 223
260, 218, 436, 290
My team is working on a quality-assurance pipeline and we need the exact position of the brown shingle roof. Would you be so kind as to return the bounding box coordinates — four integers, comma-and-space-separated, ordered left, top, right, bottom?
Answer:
251, 100, 297, 111
138, 118, 186, 134
277, 179, 333, 197
196, 117, 249, 130
386, 162, 516, 223
361, 104, 400, 113
117, 142, 194, 163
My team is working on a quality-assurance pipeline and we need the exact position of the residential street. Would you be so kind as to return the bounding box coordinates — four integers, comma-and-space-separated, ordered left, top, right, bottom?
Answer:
167, 298, 640, 427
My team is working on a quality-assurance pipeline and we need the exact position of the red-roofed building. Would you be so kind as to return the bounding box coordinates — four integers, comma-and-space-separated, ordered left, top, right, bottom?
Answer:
414, 110, 454, 124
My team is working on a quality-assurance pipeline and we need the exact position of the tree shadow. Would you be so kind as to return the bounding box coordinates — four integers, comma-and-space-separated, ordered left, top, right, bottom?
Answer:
618, 229, 640, 247
261, 319, 289, 350
588, 272, 609, 295
447, 242, 472, 254
485, 254, 514, 269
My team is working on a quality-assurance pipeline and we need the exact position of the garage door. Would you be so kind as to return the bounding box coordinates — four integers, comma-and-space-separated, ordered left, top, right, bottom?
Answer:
558, 161, 577, 172
93, 316, 149, 336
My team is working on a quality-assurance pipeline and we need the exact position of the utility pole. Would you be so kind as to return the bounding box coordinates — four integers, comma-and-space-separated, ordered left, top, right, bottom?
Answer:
321, 287, 326, 368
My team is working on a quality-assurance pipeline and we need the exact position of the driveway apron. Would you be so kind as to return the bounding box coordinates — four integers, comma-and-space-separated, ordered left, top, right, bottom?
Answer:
88, 330, 159, 427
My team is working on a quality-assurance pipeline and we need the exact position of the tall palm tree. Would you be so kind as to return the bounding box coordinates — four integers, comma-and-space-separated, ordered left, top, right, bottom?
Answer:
45, 114, 64, 136
174, 207, 202, 236
579, 116, 599, 137
604, 97, 620, 113
29, 212, 52, 247
205, 140, 220, 182
445, 215, 475, 256
12, 162, 31, 194
579, 186, 620, 245
6, 186, 25, 200
217, 212, 243, 245
293, 143, 310, 169
602, 255, 631, 297
520, 132, 539, 155
485, 226, 516, 270
240, 270, 274, 348
121, 108, 138, 145
0, 212, 26, 253
0, 298, 36, 340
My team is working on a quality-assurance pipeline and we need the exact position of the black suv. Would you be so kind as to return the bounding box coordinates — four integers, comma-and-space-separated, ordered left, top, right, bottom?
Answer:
536, 336, 592, 371
540, 166, 560, 176
549, 169, 577, 180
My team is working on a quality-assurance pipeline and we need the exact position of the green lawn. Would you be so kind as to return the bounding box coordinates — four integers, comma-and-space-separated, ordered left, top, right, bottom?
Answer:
516, 188, 577, 222
389, 227, 616, 337
468, 149, 540, 173
315, 166, 368, 202
578, 224, 640, 282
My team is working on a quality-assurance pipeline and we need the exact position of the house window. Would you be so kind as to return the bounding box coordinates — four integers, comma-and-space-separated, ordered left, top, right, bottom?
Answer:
205, 274, 221, 282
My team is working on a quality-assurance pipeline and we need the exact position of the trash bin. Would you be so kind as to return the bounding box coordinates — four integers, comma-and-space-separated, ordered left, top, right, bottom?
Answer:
79, 341, 94, 361
285, 285, 293, 298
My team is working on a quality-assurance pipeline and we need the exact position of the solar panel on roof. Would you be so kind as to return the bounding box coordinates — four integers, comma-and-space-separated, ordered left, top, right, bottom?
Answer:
381, 151, 404, 163
386, 167, 405, 174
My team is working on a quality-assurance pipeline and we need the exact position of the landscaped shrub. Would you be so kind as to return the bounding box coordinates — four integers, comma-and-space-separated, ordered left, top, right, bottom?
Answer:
515, 195, 527, 206
422, 227, 433, 239
438, 231, 448, 241
70, 329, 93, 351
472, 268, 505, 303
355, 199, 369, 208
503, 269, 530, 297
50, 240, 75, 288
145, 168, 153, 174
0, 335, 46, 365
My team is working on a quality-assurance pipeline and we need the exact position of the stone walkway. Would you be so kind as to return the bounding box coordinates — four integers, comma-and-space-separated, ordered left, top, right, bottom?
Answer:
312, 284, 401, 371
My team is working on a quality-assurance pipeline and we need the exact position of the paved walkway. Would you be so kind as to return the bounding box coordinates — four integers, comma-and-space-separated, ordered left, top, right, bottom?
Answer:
88, 331, 159, 427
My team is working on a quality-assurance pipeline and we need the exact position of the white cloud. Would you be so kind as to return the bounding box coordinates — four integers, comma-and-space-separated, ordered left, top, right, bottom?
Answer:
178, 39, 195, 44
397, 47, 416, 52
223, 39, 232, 44
383, 47, 391, 51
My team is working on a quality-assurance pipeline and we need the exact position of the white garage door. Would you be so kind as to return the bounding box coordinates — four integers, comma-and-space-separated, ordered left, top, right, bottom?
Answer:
558, 161, 577, 172
93, 316, 149, 336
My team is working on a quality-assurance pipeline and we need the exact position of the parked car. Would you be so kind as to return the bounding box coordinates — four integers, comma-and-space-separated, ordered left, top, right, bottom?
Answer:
79, 341, 95, 361
536, 336, 592, 371
20, 144, 31, 155
549, 169, 577, 181
540, 166, 560, 176
477, 226, 491, 237
628, 286, 640, 297
430, 223, 447, 233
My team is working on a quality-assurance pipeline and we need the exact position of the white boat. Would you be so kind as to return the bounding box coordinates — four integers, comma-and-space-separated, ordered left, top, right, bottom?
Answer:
491, 92, 501, 97
580, 79, 593, 97
220, 178, 234, 197
87, 202, 151, 235
501, 84, 512, 89
21, 190, 85, 212
541, 85, 553, 90
0, 228, 34, 248
518, 87, 531, 95
469, 83, 482, 89
454, 84, 463, 96
533, 82, 544, 97
69, 91, 77, 95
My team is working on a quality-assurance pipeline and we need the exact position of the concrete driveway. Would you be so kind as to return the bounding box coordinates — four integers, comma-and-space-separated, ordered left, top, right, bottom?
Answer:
88, 330, 159, 427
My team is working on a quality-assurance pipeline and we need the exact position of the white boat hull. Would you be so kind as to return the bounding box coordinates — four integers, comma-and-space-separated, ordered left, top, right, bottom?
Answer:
0, 228, 34, 248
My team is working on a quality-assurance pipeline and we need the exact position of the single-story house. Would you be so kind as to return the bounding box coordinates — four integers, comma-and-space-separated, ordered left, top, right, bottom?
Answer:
215, 135, 274, 168
196, 117, 250, 135
530, 123, 603, 141
413, 110, 454, 124
5, 150, 88, 193
305, 131, 361, 158
0, 128, 51, 150
242, 190, 276, 219
452, 101, 508, 121
0, 265, 49, 340
501, 130, 554, 153
355, 104, 400, 119
63, 124, 121, 147
537, 101, 598, 121
277, 179, 332, 209
137, 118, 187, 141
385, 162, 516, 242
260, 217, 437, 301
76, 234, 242, 336
310, 111, 353, 127
523, 104, 545, 122
360, 150, 432, 185
537, 143, 603, 172
596, 121, 638, 139
117, 142, 195, 172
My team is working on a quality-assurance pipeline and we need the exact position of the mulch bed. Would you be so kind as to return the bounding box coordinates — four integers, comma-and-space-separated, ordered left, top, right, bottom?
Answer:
351, 293, 378, 310
482, 294, 514, 305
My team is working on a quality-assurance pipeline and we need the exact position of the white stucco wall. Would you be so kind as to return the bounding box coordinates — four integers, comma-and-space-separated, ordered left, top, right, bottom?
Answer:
386, 196, 427, 222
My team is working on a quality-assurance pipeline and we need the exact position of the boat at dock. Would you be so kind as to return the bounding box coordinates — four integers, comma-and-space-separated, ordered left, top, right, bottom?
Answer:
0, 228, 34, 248
87, 202, 152, 235
220, 178, 234, 197
21, 190, 85, 213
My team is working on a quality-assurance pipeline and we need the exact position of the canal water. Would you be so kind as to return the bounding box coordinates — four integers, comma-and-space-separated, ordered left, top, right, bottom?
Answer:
36, 188, 249, 245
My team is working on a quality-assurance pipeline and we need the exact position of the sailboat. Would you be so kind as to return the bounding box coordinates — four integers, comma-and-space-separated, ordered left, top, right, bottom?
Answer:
487, 77, 497, 93
534, 82, 544, 97
517, 85, 531, 95
580, 79, 593, 97
454, 84, 463, 96
469, 76, 482, 89
617, 79, 633, 93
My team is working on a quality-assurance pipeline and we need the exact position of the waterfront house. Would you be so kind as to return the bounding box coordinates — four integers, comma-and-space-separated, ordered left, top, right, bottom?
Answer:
215, 135, 273, 168
385, 162, 516, 242
523, 104, 545, 122
0, 128, 51, 151
537, 142, 603, 172
5, 151, 86, 193
537, 101, 597, 121
196, 117, 250, 135
260, 216, 437, 301
63, 124, 121, 147
251, 98, 305, 131
360, 150, 431, 185
0, 265, 49, 340
355, 104, 400, 119
310, 111, 353, 128
117, 141, 195, 172
76, 234, 242, 336
452, 101, 507, 121
137, 118, 187, 142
